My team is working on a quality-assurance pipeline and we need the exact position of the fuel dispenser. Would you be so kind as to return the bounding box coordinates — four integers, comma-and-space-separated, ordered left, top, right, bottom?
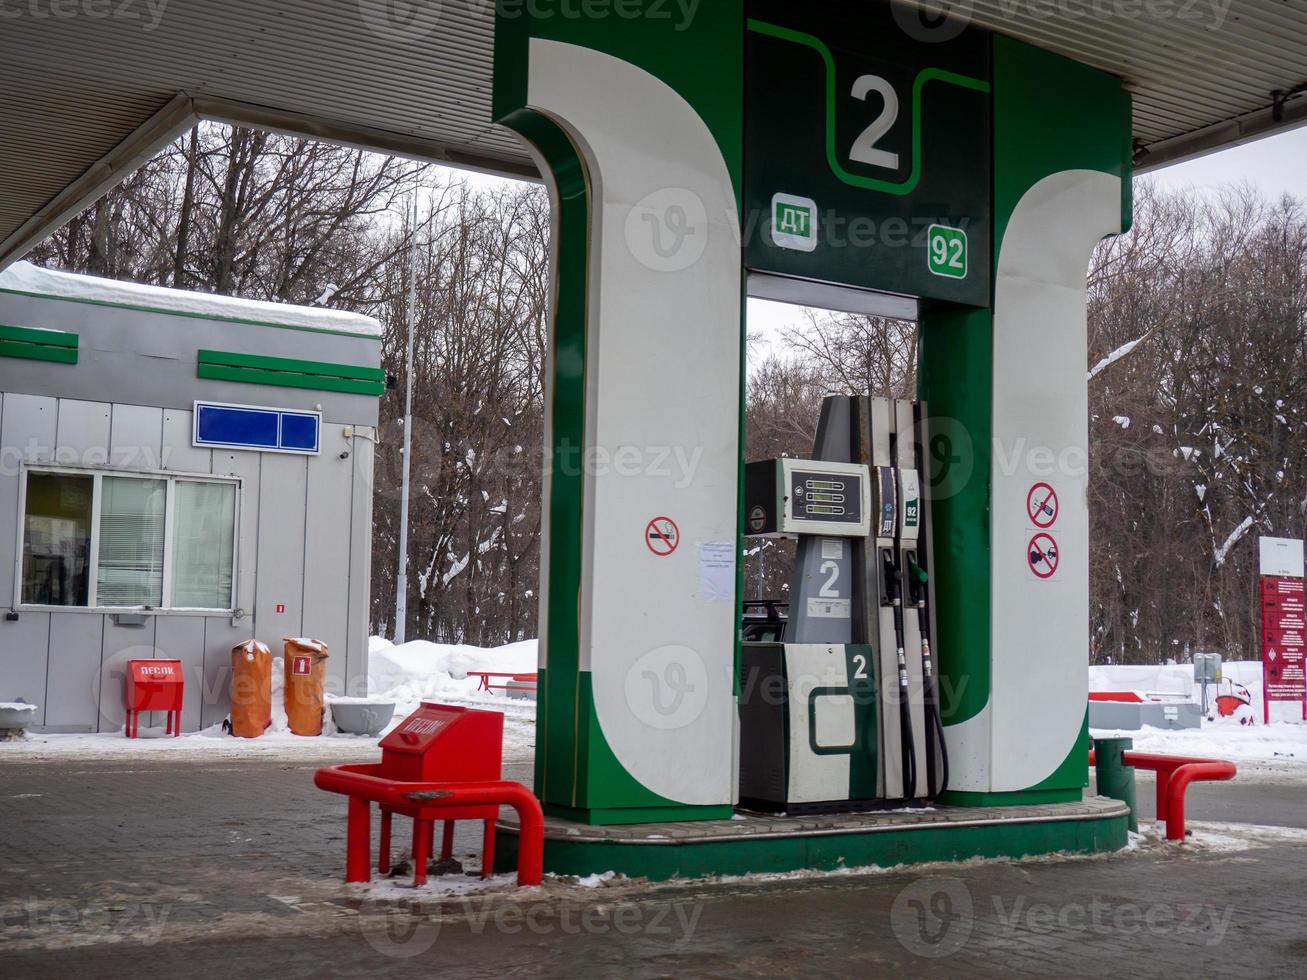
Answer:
739, 395, 948, 813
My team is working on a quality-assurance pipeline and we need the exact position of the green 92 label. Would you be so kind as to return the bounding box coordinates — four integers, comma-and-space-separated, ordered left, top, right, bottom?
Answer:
927, 224, 968, 279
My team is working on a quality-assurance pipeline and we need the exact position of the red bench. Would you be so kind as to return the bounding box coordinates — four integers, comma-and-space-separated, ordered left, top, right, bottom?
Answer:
467, 671, 538, 694
1089, 747, 1237, 841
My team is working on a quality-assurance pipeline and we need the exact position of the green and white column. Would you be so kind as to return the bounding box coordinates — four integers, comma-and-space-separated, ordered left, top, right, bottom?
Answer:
493, 5, 745, 824
921, 37, 1132, 805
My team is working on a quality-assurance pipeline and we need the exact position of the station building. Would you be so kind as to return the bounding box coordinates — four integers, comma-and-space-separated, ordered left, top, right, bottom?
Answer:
0, 262, 382, 732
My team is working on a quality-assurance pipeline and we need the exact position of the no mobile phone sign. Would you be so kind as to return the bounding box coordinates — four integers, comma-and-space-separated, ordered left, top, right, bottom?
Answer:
1027, 482, 1058, 528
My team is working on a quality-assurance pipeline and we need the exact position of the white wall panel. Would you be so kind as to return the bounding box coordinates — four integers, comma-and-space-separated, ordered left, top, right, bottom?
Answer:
0, 612, 50, 724
155, 614, 206, 732
54, 398, 111, 467
162, 407, 212, 474
303, 448, 354, 696
346, 431, 375, 695
46, 612, 103, 732
98, 617, 158, 733
109, 403, 163, 470
255, 453, 308, 646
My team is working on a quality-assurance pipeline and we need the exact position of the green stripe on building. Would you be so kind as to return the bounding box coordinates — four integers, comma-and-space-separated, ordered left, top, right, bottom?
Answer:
0, 323, 78, 364
197, 349, 385, 396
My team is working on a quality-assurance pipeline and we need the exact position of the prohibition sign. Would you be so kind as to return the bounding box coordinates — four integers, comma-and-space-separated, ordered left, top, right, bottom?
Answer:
646, 516, 680, 556
1027, 482, 1058, 528
1028, 533, 1059, 579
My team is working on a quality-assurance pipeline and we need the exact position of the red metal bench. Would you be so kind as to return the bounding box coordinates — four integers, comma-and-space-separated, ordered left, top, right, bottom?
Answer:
467, 671, 538, 694
1089, 748, 1237, 841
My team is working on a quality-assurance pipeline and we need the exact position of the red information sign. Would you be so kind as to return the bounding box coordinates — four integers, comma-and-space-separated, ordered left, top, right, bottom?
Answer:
1261, 575, 1306, 723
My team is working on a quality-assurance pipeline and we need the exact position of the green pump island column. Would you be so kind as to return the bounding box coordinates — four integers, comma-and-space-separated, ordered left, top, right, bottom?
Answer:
493, 3, 746, 824
492, 0, 1131, 825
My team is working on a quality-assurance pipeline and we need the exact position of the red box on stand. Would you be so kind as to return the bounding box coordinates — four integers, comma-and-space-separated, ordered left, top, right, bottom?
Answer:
125, 659, 184, 738
378, 703, 503, 782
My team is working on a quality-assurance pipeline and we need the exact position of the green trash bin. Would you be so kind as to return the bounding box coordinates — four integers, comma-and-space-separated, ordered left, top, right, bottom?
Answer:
1094, 736, 1138, 833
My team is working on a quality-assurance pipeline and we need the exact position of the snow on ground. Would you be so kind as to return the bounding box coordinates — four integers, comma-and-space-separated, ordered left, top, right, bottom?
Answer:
1, 638, 538, 763
1090, 660, 1307, 772
364, 635, 537, 759
1094, 716, 1307, 768
7, 641, 1302, 775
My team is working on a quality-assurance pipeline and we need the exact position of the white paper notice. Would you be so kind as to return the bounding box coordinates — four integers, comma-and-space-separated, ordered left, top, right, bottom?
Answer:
807, 598, 851, 619
821, 539, 845, 560
698, 542, 736, 602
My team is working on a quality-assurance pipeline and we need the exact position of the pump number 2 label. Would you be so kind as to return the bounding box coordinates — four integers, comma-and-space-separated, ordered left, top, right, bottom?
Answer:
927, 224, 968, 279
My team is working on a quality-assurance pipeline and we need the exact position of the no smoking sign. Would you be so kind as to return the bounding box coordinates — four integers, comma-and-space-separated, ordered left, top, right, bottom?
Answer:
645, 517, 679, 557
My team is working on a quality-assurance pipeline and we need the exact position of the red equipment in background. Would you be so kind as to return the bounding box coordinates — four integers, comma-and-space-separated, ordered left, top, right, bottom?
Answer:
315, 703, 544, 887
1215, 678, 1253, 719
125, 659, 183, 738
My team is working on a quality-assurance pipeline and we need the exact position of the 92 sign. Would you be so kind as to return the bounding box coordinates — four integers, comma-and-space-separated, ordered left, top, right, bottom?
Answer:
927, 224, 968, 279
744, 0, 992, 307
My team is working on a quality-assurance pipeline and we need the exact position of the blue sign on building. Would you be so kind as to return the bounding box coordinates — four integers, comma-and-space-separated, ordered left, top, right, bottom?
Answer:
193, 401, 322, 455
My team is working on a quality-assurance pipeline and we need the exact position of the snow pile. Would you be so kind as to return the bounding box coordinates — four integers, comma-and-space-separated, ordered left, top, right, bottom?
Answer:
1114, 716, 1307, 767
366, 637, 537, 702
1090, 660, 1307, 768
0, 260, 382, 337
359, 636, 538, 757
1089, 663, 1196, 699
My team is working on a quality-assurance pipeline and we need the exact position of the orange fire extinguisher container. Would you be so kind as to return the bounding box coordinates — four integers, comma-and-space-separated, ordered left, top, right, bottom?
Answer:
230, 641, 272, 739
284, 638, 329, 736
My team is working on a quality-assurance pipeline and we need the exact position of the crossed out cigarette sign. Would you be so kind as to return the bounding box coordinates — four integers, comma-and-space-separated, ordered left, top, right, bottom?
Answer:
646, 517, 679, 557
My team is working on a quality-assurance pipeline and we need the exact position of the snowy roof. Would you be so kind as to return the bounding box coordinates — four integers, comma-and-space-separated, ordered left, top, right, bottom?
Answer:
0, 261, 382, 339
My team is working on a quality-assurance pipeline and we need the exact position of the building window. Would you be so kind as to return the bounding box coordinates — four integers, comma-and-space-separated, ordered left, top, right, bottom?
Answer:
96, 476, 167, 606
171, 481, 237, 609
19, 468, 238, 611
21, 471, 93, 606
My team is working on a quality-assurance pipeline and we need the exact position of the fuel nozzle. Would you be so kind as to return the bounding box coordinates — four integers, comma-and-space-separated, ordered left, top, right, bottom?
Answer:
880, 547, 900, 607
906, 553, 929, 607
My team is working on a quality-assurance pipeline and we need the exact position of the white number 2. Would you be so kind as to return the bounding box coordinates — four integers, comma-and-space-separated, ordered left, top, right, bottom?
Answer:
848, 74, 900, 171
819, 560, 841, 598
852, 653, 869, 681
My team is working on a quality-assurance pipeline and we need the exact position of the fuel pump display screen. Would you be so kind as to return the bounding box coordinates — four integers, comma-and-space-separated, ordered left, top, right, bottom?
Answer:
790, 469, 863, 527
744, 457, 870, 537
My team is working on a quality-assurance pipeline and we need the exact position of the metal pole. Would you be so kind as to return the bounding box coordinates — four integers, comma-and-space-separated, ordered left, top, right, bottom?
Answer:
394, 180, 419, 644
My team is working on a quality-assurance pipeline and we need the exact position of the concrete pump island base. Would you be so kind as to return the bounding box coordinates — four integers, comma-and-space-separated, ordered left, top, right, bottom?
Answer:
487, 0, 1135, 879
494, 799, 1129, 881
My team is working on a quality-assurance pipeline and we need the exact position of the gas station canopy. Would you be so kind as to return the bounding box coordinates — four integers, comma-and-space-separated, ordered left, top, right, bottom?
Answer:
1, 0, 1305, 268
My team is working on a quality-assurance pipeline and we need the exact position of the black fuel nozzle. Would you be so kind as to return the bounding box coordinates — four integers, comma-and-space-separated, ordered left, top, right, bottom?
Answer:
880, 547, 900, 606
